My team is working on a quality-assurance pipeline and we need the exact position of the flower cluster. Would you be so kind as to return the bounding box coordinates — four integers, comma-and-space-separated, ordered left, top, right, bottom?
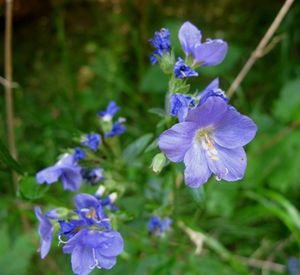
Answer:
35, 193, 123, 275
36, 101, 125, 191
149, 21, 257, 188
35, 101, 125, 274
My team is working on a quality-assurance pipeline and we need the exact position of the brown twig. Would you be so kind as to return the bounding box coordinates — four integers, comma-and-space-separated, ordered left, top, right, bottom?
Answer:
4, 0, 18, 192
227, 0, 294, 98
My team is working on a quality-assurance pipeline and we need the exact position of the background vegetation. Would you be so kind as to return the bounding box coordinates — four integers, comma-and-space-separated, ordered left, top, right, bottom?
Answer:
1, 0, 300, 274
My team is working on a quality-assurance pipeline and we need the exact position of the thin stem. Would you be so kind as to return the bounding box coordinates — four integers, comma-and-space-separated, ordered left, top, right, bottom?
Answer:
227, 0, 294, 98
5, 0, 18, 192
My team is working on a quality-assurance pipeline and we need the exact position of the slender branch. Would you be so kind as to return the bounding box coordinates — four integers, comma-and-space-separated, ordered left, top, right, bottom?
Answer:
4, 0, 18, 192
227, 0, 294, 98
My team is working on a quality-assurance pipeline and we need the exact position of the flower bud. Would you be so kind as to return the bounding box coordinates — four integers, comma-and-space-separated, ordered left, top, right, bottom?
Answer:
150, 153, 166, 173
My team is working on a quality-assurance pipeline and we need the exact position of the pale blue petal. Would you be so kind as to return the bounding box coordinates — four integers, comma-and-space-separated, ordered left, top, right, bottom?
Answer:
94, 251, 116, 269
178, 21, 201, 55
158, 122, 198, 162
184, 142, 212, 188
206, 145, 247, 181
71, 245, 95, 275
213, 108, 257, 148
36, 166, 62, 184
186, 97, 228, 128
193, 39, 228, 66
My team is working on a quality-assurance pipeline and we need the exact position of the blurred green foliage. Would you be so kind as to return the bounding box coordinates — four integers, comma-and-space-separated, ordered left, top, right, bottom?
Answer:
1, 0, 300, 274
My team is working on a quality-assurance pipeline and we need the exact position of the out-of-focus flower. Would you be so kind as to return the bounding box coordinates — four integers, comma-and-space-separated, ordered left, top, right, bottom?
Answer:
82, 133, 101, 151
147, 215, 172, 236
98, 101, 120, 122
36, 154, 82, 191
73, 147, 86, 161
34, 206, 53, 259
149, 28, 171, 64
179, 21, 228, 67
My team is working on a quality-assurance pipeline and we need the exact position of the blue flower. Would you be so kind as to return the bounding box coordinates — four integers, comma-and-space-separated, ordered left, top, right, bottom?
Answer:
34, 206, 53, 259
59, 193, 124, 274
179, 21, 228, 67
147, 215, 172, 236
288, 257, 300, 275
174, 57, 198, 79
75, 193, 108, 224
198, 78, 228, 106
98, 101, 120, 122
159, 96, 257, 188
36, 154, 83, 191
149, 28, 171, 64
170, 93, 195, 122
73, 147, 86, 161
105, 119, 126, 138
82, 168, 104, 185
82, 133, 101, 151
62, 228, 124, 274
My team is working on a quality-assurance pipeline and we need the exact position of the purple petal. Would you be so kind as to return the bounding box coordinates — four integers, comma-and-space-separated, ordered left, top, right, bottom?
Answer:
63, 230, 85, 254
71, 245, 95, 275
184, 141, 212, 188
36, 166, 62, 185
34, 206, 53, 259
206, 145, 247, 181
75, 193, 99, 210
158, 122, 198, 162
97, 231, 124, 257
213, 108, 257, 148
186, 96, 228, 127
193, 39, 228, 66
60, 167, 82, 191
178, 21, 201, 56
94, 251, 116, 269
40, 238, 52, 259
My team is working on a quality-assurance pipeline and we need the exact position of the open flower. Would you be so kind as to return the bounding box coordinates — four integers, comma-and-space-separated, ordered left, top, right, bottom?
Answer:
159, 96, 257, 188
62, 228, 124, 274
36, 154, 82, 191
59, 194, 124, 275
179, 21, 228, 67
34, 206, 53, 259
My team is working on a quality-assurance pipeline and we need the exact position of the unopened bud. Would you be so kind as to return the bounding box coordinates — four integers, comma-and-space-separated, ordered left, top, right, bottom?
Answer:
151, 153, 166, 173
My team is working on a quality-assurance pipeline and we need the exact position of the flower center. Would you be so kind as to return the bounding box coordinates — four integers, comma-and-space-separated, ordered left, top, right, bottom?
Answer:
195, 128, 219, 161
86, 208, 97, 219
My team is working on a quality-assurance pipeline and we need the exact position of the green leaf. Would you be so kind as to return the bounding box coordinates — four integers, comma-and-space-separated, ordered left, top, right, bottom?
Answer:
273, 79, 300, 122
0, 227, 35, 275
247, 190, 300, 246
148, 108, 166, 117
122, 134, 153, 164
140, 66, 168, 93
0, 139, 23, 174
20, 175, 49, 200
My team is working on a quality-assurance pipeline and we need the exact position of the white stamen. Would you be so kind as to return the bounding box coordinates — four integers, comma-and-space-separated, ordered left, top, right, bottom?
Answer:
58, 235, 68, 245
89, 248, 99, 269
